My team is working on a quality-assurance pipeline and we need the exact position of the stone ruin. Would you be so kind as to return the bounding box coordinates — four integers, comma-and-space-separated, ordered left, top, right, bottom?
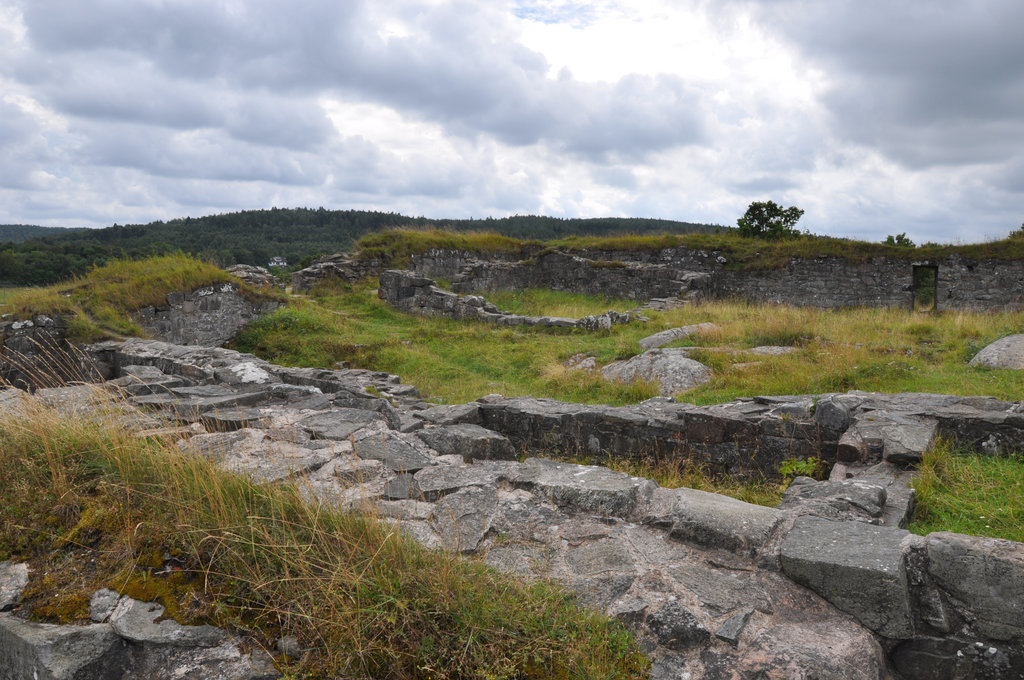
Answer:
1, 270, 1023, 679
293, 244, 1024, 311
0, 333, 1021, 679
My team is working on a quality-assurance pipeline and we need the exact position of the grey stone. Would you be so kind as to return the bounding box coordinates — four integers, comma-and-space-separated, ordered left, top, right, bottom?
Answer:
381, 473, 419, 500
332, 458, 386, 486
431, 485, 498, 552
127, 639, 279, 680
200, 408, 271, 432
88, 589, 121, 623
298, 409, 384, 440
926, 532, 1024, 640
416, 424, 516, 461
882, 417, 938, 464
352, 432, 434, 472
413, 403, 482, 426
780, 516, 914, 639
511, 458, 656, 517
0, 562, 28, 611
413, 463, 514, 501
667, 565, 773, 617
969, 333, 1024, 369
646, 603, 710, 651
110, 597, 227, 647
715, 609, 753, 646
601, 348, 712, 396
777, 476, 887, 524
565, 538, 636, 577
0, 616, 129, 680
639, 323, 718, 350
813, 396, 851, 433
654, 487, 782, 556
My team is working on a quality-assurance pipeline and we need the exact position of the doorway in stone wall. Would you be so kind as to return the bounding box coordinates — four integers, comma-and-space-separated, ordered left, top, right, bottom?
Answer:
912, 265, 938, 311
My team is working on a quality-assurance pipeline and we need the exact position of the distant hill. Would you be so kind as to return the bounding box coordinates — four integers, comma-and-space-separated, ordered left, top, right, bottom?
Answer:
0, 224, 86, 243
0, 208, 724, 286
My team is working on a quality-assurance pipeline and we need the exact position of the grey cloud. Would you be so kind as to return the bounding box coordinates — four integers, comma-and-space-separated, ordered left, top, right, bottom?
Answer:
16, 0, 706, 160
743, 0, 1024, 168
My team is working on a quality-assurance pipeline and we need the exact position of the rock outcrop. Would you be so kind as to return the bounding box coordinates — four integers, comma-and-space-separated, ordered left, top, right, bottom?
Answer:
970, 333, 1024, 370
601, 347, 713, 396
3, 340, 1022, 678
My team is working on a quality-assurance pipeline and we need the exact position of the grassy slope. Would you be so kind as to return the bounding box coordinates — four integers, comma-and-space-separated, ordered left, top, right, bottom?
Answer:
3, 254, 283, 341
0, 392, 647, 679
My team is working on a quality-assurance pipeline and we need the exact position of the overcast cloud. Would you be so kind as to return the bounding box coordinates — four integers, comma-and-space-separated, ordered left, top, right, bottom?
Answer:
1, 0, 1022, 243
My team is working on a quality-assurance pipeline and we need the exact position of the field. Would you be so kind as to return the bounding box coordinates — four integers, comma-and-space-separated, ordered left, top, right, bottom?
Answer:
234, 278, 1024, 406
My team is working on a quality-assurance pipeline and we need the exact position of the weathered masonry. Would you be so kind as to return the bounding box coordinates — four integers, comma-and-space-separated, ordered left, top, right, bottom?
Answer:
402, 248, 1024, 311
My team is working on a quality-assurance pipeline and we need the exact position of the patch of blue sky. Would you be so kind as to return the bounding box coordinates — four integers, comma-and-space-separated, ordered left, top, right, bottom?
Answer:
511, 1, 596, 27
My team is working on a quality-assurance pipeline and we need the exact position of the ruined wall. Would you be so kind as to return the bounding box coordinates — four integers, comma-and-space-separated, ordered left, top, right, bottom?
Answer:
134, 282, 279, 346
404, 248, 1024, 311
1, 284, 277, 388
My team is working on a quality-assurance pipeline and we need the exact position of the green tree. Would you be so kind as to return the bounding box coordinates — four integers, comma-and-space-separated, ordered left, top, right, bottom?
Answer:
884, 233, 915, 247
737, 201, 804, 240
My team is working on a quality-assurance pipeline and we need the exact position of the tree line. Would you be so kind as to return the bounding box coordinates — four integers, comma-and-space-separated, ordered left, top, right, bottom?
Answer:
0, 208, 721, 286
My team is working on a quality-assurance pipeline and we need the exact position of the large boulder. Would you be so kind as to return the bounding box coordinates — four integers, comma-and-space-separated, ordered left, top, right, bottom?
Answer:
601, 348, 712, 396
969, 334, 1024, 369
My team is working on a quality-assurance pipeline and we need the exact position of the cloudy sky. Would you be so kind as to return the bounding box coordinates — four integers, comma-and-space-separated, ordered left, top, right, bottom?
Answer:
1, 0, 1022, 243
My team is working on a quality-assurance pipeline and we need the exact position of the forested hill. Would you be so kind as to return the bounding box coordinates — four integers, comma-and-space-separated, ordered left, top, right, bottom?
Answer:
0, 224, 86, 243
0, 208, 722, 286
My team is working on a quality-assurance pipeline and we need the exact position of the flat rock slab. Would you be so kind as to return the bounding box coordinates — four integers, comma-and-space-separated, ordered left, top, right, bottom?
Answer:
969, 334, 1024, 369
639, 323, 718, 350
601, 348, 712, 396
180, 429, 333, 481
780, 516, 914, 639
111, 597, 226, 647
416, 424, 516, 461
299, 409, 385, 440
510, 458, 656, 517
352, 432, 434, 472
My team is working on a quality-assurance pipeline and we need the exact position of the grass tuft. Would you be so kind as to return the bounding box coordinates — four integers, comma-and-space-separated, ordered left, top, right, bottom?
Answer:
910, 440, 1024, 543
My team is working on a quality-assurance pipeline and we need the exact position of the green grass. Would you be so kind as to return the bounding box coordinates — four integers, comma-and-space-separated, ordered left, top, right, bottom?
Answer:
4, 254, 283, 342
234, 279, 1024, 406
232, 280, 660, 405
0, 390, 648, 679
911, 441, 1024, 543
355, 228, 1024, 273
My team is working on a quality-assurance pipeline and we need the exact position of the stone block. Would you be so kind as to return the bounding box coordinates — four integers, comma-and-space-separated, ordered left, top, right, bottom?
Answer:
416, 424, 516, 461
660, 487, 782, 557
780, 516, 914, 639
926, 532, 1024, 641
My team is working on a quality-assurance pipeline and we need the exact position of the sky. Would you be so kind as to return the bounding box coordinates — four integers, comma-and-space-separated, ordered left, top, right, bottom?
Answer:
1, 0, 1023, 244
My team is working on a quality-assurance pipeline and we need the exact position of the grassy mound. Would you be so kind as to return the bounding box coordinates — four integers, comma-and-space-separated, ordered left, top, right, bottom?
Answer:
0, 390, 647, 679
2, 254, 283, 341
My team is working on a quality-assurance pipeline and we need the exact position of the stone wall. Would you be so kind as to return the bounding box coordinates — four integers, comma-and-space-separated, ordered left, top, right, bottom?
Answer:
378, 270, 633, 330
133, 282, 278, 346
1, 283, 277, 388
399, 247, 1024, 311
